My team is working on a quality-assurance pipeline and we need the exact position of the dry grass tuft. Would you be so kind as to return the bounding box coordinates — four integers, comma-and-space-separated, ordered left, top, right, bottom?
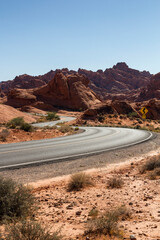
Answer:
107, 176, 124, 189
2, 220, 62, 240
86, 206, 130, 237
67, 172, 93, 191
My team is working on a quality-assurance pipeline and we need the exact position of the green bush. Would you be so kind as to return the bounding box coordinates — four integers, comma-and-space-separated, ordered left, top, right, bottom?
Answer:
20, 122, 33, 132
2, 221, 62, 240
127, 112, 138, 118
67, 172, 93, 191
46, 112, 60, 121
0, 177, 35, 222
7, 117, 24, 129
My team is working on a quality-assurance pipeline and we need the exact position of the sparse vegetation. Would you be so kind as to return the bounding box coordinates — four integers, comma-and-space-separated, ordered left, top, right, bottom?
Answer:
127, 112, 138, 118
0, 129, 10, 141
2, 221, 62, 240
59, 125, 73, 133
7, 117, 24, 129
46, 112, 60, 121
140, 156, 160, 174
74, 127, 79, 131
67, 172, 93, 191
140, 156, 160, 180
20, 122, 33, 132
107, 176, 124, 189
86, 206, 130, 237
7, 117, 33, 132
0, 177, 35, 222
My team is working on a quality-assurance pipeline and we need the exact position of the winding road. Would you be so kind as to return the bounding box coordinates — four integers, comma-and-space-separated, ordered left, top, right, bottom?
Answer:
0, 117, 153, 170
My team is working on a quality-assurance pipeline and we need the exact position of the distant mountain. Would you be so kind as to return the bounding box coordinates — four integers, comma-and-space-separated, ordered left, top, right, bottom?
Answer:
0, 62, 156, 102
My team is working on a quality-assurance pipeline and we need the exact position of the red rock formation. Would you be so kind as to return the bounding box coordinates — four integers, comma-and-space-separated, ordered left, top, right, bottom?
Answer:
0, 63, 152, 102
78, 62, 151, 100
7, 89, 37, 108
111, 100, 137, 115
34, 72, 101, 110
138, 73, 160, 100
6, 72, 101, 111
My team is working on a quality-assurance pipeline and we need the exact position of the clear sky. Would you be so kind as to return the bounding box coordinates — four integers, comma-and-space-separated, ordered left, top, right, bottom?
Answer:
0, 0, 160, 81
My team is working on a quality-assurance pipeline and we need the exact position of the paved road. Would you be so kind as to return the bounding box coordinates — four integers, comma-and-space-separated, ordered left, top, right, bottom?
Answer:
32, 116, 75, 127
0, 126, 153, 170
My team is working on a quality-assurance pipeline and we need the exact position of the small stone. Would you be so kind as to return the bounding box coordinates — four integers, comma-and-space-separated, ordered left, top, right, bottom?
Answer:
130, 235, 136, 240
76, 211, 82, 216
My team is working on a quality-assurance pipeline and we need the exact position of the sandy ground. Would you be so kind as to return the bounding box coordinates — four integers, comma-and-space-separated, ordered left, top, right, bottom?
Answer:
30, 149, 160, 240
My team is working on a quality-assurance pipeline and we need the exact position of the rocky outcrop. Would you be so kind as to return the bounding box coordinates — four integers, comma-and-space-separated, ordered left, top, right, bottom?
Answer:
138, 73, 160, 101
78, 62, 151, 100
0, 63, 152, 101
135, 100, 160, 120
83, 103, 114, 119
7, 89, 37, 108
6, 72, 101, 111
34, 72, 101, 110
111, 100, 136, 115
83, 100, 138, 120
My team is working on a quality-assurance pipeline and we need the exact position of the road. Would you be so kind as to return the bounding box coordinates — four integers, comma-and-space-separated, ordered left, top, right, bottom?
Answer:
0, 124, 153, 170
32, 116, 75, 127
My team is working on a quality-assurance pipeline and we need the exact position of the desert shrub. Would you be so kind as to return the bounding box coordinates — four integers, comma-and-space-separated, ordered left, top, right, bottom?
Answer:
140, 157, 160, 173
86, 210, 118, 236
20, 122, 33, 132
107, 176, 124, 189
59, 125, 73, 133
0, 177, 35, 222
43, 125, 57, 130
7, 117, 24, 129
46, 112, 60, 121
86, 206, 130, 237
149, 168, 160, 180
2, 221, 62, 240
67, 172, 93, 191
127, 112, 138, 118
113, 206, 131, 220
0, 129, 10, 141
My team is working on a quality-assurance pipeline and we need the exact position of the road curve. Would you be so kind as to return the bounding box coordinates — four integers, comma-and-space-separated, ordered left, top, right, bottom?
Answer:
0, 126, 153, 170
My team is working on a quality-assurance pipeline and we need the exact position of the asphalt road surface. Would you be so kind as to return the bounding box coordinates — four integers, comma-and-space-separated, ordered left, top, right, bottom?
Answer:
0, 126, 153, 170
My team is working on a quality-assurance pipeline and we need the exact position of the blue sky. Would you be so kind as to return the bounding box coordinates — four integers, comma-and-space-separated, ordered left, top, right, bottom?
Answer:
0, 0, 160, 81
